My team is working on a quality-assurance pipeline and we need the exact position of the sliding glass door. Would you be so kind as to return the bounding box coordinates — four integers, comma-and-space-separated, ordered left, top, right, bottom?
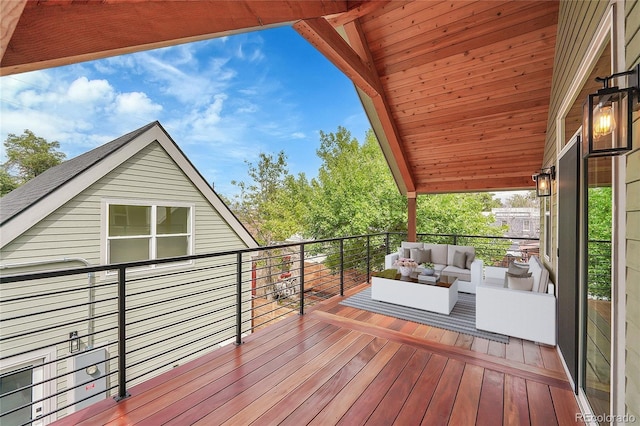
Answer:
582, 156, 613, 420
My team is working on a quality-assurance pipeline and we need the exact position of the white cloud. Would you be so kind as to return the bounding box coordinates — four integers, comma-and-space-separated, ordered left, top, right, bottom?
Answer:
114, 92, 162, 116
67, 77, 114, 104
291, 132, 305, 139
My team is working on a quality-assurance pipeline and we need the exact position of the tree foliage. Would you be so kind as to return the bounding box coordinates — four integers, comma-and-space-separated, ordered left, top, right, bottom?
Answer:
230, 151, 304, 245
587, 186, 612, 300
504, 191, 537, 208
305, 127, 406, 239
2, 130, 66, 188
416, 193, 500, 237
0, 169, 18, 196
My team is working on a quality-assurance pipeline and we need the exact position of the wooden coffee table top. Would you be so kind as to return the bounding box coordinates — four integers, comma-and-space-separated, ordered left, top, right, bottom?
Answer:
373, 270, 454, 288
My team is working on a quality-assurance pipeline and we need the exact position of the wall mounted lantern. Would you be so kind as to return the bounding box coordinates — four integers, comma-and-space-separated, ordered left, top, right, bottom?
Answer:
582, 64, 639, 158
532, 166, 555, 197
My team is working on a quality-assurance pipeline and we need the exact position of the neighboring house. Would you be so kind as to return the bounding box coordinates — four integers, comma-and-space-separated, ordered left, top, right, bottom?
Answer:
491, 207, 540, 239
0, 121, 257, 422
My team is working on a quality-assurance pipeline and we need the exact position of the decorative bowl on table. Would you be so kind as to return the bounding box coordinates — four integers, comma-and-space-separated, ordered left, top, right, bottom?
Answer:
420, 263, 435, 276
422, 268, 435, 276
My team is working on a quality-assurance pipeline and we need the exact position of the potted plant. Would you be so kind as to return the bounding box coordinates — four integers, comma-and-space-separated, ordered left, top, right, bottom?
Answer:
421, 262, 435, 276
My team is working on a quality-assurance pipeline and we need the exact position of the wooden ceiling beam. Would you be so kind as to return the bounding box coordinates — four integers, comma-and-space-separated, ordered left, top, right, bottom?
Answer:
294, 15, 415, 192
341, 18, 415, 193
0, 0, 26, 61
2, 0, 351, 76
293, 17, 383, 98
325, 0, 392, 27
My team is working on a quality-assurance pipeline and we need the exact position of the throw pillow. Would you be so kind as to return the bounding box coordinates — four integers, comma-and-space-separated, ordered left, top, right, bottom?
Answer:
508, 262, 529, 276
504, 271, 532, 288
410, 248, 431, 264
465, 251, 475, 269
507, 275, 534, 291
452, 250, 466, 269
398, 247, 411, 258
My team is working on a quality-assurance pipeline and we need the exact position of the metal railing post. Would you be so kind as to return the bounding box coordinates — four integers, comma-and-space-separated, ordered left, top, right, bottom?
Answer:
366, 235, 371, 283
236, 252, 243, 346
385, 233, 390, 255
299, 244, 305, 315
339, 239, 344, 296
115, 266, 129, 401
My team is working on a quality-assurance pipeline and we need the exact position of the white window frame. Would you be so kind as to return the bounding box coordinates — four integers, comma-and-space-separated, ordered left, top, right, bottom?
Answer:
523, 219, 531, 232
101, 199, 194, 273
0, 347, 57, 425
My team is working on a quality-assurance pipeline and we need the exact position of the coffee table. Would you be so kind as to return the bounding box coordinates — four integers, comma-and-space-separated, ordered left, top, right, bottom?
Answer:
371, 272, 458, 315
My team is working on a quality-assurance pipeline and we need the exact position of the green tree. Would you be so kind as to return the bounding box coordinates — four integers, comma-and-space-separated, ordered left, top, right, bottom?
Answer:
478, 192, 503, 210
415, 193, 507, 265
231, 151, 304, 245
0, 169, 18, 196
230, 151, 311, 301
416, 193, 501, 236
304, 127, 405, 273
504, 191, 537, 208
587, 186, 612, 299
306, 127, 405, 239
2, 130, 66, 185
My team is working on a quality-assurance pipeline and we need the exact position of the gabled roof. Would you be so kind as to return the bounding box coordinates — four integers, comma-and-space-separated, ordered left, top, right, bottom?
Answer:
0, 122, 156, 225
0, 121, 258, 249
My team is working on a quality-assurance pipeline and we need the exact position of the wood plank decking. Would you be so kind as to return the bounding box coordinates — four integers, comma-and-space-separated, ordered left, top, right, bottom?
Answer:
54, 284, 583, 425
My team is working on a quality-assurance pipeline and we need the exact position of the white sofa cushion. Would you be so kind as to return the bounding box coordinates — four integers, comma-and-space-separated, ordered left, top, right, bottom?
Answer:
528, 256, 550, 293
401, 242, 425, 249
423, 243, 448, 265
442, 265, 471, 282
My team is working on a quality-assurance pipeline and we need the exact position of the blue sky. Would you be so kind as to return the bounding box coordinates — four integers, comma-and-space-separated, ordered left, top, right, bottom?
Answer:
0, 26, 371, 198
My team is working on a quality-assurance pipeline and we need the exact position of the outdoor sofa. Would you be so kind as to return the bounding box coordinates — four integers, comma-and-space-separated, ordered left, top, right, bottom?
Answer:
475, 256, 556, 345
384, 242, 482, 293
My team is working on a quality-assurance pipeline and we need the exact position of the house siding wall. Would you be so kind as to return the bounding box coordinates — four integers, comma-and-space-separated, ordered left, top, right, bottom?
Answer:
625, 0, 640, 418
543, 0, 640, 417
541, 0, 610, 281
543, 0, 609, 165
0, 142, 252, 418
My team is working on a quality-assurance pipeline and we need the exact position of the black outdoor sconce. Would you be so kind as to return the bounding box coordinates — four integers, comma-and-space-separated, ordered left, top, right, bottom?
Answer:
532, 166, 555, 197
582, 64, 640, 158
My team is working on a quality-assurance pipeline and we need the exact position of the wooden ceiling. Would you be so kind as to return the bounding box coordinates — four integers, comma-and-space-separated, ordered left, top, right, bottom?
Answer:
1, 0, 559, 195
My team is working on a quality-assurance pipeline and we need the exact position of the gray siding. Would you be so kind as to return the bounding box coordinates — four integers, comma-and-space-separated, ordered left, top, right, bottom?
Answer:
625, 0, 640, 418
540, 1, 609, 281
543, 0, 609, 166
0, 142, 252, 418
542, 0, 640, 417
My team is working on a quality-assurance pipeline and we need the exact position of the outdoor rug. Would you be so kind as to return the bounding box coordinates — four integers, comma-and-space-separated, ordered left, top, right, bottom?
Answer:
339, 288, 509, 343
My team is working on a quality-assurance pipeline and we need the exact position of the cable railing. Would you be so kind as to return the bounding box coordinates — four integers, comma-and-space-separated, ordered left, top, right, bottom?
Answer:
0, 231, 612, 424
0, 233, 387, 425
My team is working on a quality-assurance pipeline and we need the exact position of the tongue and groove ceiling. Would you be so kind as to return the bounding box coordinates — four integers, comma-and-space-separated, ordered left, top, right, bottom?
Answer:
1, 0, 558, 195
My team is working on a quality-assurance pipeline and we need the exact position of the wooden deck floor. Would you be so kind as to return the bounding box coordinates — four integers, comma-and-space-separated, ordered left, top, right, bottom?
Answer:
54, 284, 583, 425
